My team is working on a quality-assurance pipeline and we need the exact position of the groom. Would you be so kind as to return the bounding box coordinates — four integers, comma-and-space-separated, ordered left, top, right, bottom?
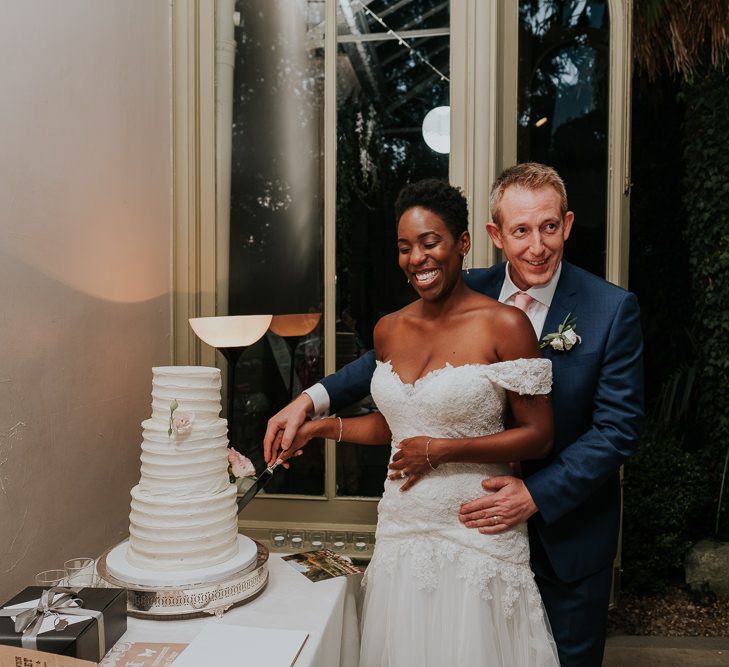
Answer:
264, 163, 643, 666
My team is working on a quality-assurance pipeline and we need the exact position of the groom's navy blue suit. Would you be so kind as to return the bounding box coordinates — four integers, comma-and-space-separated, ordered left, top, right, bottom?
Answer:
320, 261, 644, 666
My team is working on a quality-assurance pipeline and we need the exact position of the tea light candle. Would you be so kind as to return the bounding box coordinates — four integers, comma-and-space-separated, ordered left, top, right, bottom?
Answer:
273, 535, 285, 547
291, 537, 303, 547
311, 540, 323, 548
333, 541, 345, 550
355, 541, 367, 551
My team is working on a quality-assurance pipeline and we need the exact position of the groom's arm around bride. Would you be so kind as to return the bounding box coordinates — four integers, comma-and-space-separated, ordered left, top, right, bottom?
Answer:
460, 165, 643, 667
263, 163, 644, 667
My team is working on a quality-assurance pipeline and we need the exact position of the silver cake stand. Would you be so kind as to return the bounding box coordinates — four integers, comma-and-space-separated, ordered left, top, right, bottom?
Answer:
97, 540, 269, 620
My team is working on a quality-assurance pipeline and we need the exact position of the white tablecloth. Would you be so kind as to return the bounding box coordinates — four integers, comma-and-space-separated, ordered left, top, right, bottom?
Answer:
116, 555, 362, 667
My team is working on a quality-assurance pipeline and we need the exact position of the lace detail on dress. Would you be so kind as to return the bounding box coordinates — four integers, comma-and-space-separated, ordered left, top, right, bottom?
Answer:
484, 358, 552, 395
365, 359, 554, 622
363, 536, 545, 622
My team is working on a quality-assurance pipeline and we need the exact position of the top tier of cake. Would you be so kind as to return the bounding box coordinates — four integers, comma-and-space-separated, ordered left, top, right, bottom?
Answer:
149, 366, 223, 426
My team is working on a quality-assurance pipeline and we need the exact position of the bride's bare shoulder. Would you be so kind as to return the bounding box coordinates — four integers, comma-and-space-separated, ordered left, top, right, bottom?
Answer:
373, 304, 420, 357
464, 289, 500, 310
462, 290, 505, 321
373, 311, 398, 357
465, 292, 533, 336
374, 308, 407, 338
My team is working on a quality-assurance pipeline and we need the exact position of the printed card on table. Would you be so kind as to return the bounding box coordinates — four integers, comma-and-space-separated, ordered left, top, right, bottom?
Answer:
0, 644, 96, 667
282, 549, 363, 582
99, 641, 188, 666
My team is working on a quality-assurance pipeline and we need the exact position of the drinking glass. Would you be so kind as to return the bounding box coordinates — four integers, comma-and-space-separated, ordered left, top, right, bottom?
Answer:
64, 557, 94, 577
67, 572, 98, 587
35, 570, 66, 587
64, 557, 97, 588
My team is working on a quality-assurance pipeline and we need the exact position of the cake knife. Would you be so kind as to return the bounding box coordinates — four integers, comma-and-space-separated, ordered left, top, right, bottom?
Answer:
236, 459, 284, 513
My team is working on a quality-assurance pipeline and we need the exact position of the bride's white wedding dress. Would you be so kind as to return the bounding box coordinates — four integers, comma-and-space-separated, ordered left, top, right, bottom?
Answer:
359, 359, 559, 667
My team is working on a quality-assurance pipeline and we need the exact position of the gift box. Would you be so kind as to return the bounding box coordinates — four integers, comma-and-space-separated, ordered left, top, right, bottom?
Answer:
0, 586, 127, 663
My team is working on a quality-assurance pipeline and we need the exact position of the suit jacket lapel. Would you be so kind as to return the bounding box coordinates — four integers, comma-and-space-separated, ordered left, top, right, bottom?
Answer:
483, 264, 505, 300
540, 263, 579, 345
465, 263, 506, 300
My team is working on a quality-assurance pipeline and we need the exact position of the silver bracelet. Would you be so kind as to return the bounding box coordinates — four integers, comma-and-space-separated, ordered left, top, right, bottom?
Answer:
336, 416, 343, 443
425, 438, 436, 470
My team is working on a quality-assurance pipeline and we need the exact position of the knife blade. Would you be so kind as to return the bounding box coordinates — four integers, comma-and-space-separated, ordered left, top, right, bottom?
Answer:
236, 460, 283, 513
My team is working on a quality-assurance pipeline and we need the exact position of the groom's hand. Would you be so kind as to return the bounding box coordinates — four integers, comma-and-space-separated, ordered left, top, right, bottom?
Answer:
458, 476, 538, 534
263, 393, 314, 466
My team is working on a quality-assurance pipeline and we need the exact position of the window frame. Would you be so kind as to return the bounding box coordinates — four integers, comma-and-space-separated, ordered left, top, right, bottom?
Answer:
171, 0, 632, 544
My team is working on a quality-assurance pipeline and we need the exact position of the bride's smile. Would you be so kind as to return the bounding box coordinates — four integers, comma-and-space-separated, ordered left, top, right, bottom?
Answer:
397, 205, 469, 302
413, 268, 440, 285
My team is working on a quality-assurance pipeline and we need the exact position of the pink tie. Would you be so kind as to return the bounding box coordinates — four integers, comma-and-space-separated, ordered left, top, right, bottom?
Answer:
514, 292, 534, 312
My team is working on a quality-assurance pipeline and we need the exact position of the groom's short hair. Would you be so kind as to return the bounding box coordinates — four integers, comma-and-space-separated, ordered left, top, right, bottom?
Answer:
489, 163, 568, 228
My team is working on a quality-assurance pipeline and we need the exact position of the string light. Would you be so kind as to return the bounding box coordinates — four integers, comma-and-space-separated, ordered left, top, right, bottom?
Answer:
353, 1, 450, 83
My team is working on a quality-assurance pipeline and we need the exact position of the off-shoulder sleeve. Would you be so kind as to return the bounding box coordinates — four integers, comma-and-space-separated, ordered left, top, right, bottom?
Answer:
484, 358, 552, 395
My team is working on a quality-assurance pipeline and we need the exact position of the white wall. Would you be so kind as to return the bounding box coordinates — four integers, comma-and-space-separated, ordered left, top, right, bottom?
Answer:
0, 1, 172, 598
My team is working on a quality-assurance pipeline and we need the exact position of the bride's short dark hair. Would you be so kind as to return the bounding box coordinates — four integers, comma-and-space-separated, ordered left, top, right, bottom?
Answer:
394, 179, 468, 239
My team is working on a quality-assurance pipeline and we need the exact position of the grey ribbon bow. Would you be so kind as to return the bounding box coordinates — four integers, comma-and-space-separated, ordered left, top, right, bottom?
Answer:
0, 586, 105, 656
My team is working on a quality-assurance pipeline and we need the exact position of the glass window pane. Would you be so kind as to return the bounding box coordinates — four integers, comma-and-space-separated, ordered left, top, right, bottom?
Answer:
334, 0, 450, 497
338, 0, 450, 35
517, 0, 610, 278
228, 0, 326, 496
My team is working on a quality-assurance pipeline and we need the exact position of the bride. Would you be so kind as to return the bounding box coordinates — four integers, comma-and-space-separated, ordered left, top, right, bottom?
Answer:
276, 179, 559, 666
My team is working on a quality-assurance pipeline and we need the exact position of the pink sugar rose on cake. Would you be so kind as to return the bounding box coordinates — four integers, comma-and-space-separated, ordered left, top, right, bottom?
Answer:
228, 447, 256, 478
172, 411, 195, 435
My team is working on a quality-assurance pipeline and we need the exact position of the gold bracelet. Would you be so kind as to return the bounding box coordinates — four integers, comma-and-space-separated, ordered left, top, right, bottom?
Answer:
425, 438, 436, 470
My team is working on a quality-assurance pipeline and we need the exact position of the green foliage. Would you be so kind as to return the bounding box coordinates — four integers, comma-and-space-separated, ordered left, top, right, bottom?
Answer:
626, 12, 729, 594
682, 70, 729, 537
622, 422, 708, 593
656, 359, 698, 425
625, 71, 698, 592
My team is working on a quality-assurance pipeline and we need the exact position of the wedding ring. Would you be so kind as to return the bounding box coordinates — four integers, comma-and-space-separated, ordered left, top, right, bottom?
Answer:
491, 516, 500, 525
400, 470, 407, 478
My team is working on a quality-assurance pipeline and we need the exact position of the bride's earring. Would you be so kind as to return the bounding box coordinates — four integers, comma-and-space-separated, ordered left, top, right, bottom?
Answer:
462, 254, 470, 274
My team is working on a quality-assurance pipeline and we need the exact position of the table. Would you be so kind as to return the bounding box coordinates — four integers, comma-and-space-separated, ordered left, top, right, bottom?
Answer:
115, 555, 362, 667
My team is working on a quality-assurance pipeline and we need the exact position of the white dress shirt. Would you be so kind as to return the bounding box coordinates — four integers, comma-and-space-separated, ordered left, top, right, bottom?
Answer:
304, 263, 563, 416
498, 262, 561, 337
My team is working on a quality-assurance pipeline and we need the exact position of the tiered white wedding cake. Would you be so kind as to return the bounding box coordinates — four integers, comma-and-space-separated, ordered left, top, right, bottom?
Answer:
105, 366, 259, 590
127, 366, 240, 570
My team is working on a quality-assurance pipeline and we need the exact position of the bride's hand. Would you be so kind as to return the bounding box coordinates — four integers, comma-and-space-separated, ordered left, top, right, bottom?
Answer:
277, 420, 321, 464
387, 436, 437, 491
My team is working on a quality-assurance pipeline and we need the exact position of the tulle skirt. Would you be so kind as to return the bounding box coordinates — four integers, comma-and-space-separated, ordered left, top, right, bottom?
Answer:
359, 547, 559, 667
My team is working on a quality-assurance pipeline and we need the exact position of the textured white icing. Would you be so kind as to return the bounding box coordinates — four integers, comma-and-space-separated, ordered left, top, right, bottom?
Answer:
148, 366, 224, 425
106, 536, 258, 587
126, 366, 240, 570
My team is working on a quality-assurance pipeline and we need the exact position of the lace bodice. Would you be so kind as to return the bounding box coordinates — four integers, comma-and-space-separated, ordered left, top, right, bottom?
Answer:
366, 358, 552, 617
372, 358, 551, 445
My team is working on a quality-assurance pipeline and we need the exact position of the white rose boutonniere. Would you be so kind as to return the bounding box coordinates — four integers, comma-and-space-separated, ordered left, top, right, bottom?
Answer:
540, 313, 581, 352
